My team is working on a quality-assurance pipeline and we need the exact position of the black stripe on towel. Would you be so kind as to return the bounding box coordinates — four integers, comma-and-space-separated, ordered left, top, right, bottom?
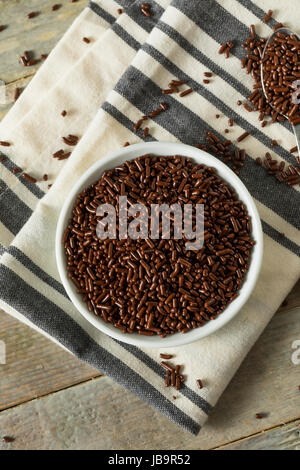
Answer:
0, 265, 202, 435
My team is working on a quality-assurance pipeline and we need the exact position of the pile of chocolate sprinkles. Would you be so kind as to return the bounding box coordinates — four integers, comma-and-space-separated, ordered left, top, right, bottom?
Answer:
196, 130, 246, 176
241, 24, 300, 126
262, 32, 300, 126
256, 152, 300, 185
238, 21, 300, 185
212, 15, 300, 187
63, 154, 255, 337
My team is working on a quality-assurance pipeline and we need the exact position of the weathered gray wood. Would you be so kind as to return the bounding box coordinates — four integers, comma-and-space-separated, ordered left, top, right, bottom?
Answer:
1, 279, 298, 413
219, 420, 300, 450
0, 0, 86, 84
0, 310, 101, 411
0, 306, 299, 450
0, 0, 86, 119
278, 278, 300, 313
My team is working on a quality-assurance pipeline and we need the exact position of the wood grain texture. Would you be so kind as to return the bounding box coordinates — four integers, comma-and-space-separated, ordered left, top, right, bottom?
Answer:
0, 0, 86, 82
219, 419, 300, 450
0, 310, 101, 411
278, 278, 300, 313
0, 306, 299, 450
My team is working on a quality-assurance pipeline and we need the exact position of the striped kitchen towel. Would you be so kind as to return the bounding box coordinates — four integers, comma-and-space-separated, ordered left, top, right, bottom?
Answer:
0, 0, 299, 435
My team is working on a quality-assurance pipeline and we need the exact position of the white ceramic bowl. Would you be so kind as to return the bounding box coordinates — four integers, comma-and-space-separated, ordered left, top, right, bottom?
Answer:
56, 142, 263, 348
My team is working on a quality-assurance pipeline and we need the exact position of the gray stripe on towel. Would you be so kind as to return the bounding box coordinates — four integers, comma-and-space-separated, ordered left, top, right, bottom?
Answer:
0, 265, 201, 435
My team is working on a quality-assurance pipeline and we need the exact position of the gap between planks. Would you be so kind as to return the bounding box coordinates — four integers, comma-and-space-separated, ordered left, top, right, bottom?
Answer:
214, 417, 300, 450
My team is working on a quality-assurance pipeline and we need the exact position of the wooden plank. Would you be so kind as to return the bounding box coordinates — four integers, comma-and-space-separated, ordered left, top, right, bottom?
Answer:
0, 0, 86, 84
0, 279, 298, 414
218, 419, 300, 450
0, 306, 299, 450
0, 310, 100, 411
1, 278, 298, 412
278, 278, 300, 313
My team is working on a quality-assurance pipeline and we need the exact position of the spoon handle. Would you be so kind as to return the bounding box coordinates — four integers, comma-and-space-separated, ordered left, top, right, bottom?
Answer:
292, 124, 300, 155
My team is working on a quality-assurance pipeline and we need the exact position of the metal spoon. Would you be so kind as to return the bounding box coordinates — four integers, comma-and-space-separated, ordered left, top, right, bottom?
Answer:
260, 27, 300, 154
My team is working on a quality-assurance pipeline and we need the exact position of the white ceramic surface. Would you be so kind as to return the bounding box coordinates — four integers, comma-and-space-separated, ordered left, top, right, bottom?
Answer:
56, 142, 263, 348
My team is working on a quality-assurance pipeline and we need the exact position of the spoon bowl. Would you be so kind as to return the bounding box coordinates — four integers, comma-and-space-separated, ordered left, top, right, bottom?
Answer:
260, 27, 300, 153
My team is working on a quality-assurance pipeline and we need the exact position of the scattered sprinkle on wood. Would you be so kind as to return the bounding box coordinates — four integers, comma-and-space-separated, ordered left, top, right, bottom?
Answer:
255, 413, 266, 419
27, 12, 37, 19
19, 51, 39, 67
14, 88, 20, 101
52, 4, 61, 11
2, 436, 14, 443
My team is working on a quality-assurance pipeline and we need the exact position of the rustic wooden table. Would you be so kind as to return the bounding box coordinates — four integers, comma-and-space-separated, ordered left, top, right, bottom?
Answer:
0, 0, 299, 451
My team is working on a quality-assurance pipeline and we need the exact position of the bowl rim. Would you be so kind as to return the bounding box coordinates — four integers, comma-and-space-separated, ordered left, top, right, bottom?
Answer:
55, 141, 263, 348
